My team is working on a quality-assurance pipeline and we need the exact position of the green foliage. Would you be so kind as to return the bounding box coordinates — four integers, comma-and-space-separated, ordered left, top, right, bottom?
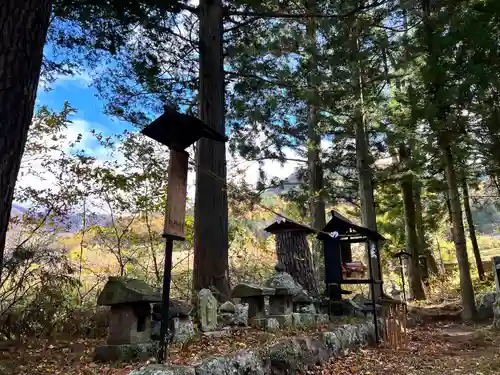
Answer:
9, 0, 500, 336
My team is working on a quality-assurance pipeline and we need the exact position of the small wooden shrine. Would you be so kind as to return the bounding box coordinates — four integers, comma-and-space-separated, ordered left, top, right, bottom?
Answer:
317, 210, 385, 304
264, 219, 319, 296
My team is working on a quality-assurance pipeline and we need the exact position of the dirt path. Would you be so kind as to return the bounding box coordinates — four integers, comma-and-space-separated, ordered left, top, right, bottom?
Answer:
312, 322, 500, 374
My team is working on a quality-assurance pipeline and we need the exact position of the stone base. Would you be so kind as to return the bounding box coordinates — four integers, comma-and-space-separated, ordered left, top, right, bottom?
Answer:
251, 313, 329, 330
293, 313, 330, 328
94, 342, 157, 362
130, 322, 377, 375
317, 313, 329, 325
202, 330, 231, 338
271, 314, 293, 328
172, 317, 195, 343
151, 317, 195, 344
250, 315, 292, 330
249, 317, 267, 329
130, 364, 195, 375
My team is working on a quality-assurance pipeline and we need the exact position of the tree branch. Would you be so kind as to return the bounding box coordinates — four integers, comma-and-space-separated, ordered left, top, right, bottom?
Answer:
177, 3, 198, 14
223, 18, 262, 33
226, 0, 387, 19
225, 71, 295, 88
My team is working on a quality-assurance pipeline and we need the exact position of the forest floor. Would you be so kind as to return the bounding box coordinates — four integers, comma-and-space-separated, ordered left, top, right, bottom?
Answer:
1, 321, 499, 375
313, 322, 500, 375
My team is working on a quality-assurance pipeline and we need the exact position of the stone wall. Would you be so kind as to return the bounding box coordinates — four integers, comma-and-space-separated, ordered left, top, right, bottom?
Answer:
130, 321, 379, 375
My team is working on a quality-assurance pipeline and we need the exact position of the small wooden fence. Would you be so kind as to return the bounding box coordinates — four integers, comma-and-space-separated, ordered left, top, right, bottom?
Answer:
379, 299, 408, 350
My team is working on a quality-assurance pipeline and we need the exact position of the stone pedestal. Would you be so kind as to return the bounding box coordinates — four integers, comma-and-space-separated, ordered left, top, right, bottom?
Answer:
172, 317, 196, 343
493, 295, 500, 329
108, 303, 152, 345
269, 295, 293, 315
231, 283, 275, 326
265, 265, 301, 328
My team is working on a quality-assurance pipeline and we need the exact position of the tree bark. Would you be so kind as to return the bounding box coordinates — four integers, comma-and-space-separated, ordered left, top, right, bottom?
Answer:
462, 176, 485, 280
399, 145, 426, 300
306, 0, 326, 285
414, 181, 440, 275
440, 138, 477, 319
0, 0, 54, 282
421, 0, 476, 319
275, 231, 319, 295
349, 19, 382, 299
193, 0, 230, 297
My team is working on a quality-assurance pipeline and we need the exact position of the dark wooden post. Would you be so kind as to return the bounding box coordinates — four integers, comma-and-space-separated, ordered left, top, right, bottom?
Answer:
141, 105, 227, 363
323, 237, 342, 302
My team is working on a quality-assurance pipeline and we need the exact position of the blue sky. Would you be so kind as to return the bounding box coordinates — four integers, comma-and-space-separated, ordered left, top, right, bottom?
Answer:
36, 73, 134, 157
30, 69, 310, 194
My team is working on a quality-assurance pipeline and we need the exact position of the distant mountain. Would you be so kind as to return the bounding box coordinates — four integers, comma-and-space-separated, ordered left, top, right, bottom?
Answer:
9, 203, 110, 233
11, 203, 27, 217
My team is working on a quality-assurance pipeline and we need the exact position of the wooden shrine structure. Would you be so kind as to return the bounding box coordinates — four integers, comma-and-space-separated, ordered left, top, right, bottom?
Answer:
264, 211, 386, 343
264, 219, 319, 296
318, 210, 385, 343
318, 210, 385, 302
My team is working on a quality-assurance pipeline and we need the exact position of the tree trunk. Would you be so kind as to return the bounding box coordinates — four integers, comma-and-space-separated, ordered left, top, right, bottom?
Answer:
193, 0, 230, 298
275, 231, 319, 295
462, 176, 485, 280
399, 145, 426, 300
414, 181, 440, 275
0, 0, 54, 282
440, 138, 477, 319
306, 0, 326, 286
436, 237, 446, 273
349, 20, 383, 299
421, 0, 476, 318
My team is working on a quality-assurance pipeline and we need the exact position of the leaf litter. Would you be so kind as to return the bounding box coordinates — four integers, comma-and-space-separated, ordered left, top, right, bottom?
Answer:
1, 322, 499, 375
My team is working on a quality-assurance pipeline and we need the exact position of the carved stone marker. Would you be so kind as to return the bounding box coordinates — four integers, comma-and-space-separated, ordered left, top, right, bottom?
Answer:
492, 256, 500, 293
198, 289, 218, 332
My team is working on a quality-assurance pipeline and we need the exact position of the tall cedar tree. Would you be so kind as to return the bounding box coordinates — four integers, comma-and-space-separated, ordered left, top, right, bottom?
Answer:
194, 0, 230, 296
306, 0, 325, 294
420, 0, 476, 318
0, 0, 54, 282
399, 144, 425, 299
347, 13, 382, 298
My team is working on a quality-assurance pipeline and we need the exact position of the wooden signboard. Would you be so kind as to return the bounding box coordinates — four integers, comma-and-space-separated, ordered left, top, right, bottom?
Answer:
164, 149, 189, 239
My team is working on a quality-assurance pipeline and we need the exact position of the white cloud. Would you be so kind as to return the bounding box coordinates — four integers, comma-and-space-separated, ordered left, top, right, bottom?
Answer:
65, 119, 89, 147
182, 136, 333, 200
38, 72, 93, 92
16, 112, 331, 214
16, 118, 97, 198
53, 72, 93, 88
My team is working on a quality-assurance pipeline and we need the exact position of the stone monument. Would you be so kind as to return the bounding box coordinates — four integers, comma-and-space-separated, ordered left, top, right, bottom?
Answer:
151, 299, 195, 343
265, 263, 300, 327
231, 283, 275, 325
198, 289, 218, 332
492, 257, 500, 329
94, 276, 161, 362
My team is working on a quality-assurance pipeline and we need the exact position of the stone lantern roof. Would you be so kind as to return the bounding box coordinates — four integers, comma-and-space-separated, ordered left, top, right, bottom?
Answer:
97, 276, 161, 306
